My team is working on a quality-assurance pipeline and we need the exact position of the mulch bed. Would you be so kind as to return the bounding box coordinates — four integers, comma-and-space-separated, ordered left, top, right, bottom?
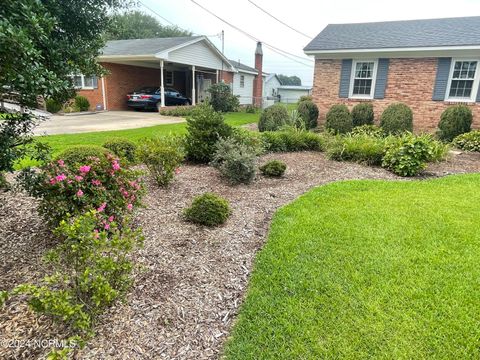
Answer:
1, 151, 480, 359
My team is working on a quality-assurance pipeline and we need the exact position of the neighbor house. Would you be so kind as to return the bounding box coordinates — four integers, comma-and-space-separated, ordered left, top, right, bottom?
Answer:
304, 16, 480, 131
77, 37, 266, 111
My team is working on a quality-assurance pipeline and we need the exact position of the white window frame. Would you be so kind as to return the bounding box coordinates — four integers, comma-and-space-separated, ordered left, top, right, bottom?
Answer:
349, 59, 378, 100
72, 75, 96, 90
165, 70, 174, 86
445, 58, 480, 102
240, 75, 245, 88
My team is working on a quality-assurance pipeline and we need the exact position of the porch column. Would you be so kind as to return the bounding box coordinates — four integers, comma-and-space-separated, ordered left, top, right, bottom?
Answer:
160, 60, 165, 108
192, 65, 196, 106
216, 69, 219, 83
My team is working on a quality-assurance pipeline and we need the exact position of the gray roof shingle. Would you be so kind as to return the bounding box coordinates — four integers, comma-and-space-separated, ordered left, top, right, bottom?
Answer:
228, 59, 258, 74
304, 16, 480, 52
101, 36, 202, 56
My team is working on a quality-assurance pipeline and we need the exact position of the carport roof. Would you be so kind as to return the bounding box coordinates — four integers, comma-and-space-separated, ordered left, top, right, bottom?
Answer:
102, 36, 203, 56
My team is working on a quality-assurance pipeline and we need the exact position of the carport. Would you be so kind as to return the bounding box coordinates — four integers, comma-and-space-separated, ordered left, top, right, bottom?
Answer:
77, 36, 236, 111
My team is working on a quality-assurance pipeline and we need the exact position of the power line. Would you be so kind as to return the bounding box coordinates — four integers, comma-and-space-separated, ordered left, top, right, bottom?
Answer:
139, 0, 198, 35
247, 0, 313, 39
189, 0, 314, 66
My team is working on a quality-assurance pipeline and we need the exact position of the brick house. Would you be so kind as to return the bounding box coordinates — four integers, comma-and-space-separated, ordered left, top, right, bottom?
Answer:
304, 16, 480, 131
76, 36, 265, 111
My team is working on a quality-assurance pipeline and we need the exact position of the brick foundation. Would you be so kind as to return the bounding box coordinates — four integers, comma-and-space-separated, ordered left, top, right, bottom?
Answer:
312, 58, 480, 132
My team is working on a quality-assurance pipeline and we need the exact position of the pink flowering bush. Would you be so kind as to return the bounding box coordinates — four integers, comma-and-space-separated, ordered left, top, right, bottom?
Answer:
26, 155, 144, 227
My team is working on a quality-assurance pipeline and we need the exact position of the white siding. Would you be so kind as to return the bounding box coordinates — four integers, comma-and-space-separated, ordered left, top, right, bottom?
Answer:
278, 88, 311, 103
232, 72, 255, 105
264, 76, 281, 98
168, 41, 224, 70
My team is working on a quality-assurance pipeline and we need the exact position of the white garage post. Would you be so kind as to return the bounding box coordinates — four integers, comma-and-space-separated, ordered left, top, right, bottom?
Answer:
192, 65, 196, 106
216, 69, 219, 83
160, 60, 165, 108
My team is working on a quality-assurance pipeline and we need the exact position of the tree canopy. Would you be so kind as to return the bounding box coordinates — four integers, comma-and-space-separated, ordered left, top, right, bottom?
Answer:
277, 74, 302, 86
105, 11, 192, 40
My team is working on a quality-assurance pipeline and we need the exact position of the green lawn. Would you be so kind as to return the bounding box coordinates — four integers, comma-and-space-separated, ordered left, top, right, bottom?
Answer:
224, 174, 480, 359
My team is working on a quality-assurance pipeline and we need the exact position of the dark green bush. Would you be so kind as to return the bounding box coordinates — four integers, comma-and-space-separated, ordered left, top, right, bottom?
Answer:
258, 104, 289, 132
452, 130, 480, 151
380, 103, 413, 134
260, 131, 325, 152
74, 95, 90, 112
102, 138, 137, 164
56, 145, 111, 166
437, 105, 472, 142
243, 104, 258, 113
46, 98, 62, 113
325, 104, 353, 134
259, 160, 287, 177
159, 106, 196, 117
298, 95, 312, 103
185, 104, 233, 163
184, 192, 231, 226
297, 101, 319, 129
351, 103, 374, 127
207, 83, 240, 112
326, 134, 385, 166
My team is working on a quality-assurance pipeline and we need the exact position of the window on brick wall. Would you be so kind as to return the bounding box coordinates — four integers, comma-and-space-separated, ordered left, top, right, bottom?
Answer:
72, 75, 97, 89
447, 60, 479, 101
349, 60, 377, 99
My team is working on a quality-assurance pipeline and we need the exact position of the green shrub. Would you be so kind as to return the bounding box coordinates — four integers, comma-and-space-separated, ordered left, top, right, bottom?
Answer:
74, 95, 90, 112
382, 133, 442, 176
46, 98, 62, 113
243, 104, 258, 113
185, 103, 233, 163
260, 131, 325, 152
351, 103, 374, 127
452, 130, 480, 151
207, 83, 240, 112
137, 136, 184, 186
230, 128, 264, 155
258, 104, 289, 132
56, 145, 111, 167
297, 101, 319, 129
259, 160, 287, 177
380, 103, 413, 134
184, 192, 231, 226
326, 134, 385, 166
102, 138, 137, 164
351, 124, 384, 138
298, 95, 313, 103
437, 105, 472, 142
325, 104, 353, 134
159, 106, 196, 117
211, 137, 257, 184
284, 110, 306, 131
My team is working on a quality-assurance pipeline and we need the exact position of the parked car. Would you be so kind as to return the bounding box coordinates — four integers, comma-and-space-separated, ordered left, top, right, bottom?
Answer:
127, 87, 191, 110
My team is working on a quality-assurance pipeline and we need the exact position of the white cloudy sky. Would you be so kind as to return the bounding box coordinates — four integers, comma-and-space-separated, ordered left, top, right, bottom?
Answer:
140, 0, 480, 86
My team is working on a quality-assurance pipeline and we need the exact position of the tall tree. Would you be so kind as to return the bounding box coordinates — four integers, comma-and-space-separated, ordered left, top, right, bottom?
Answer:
277, 74, 302, 86
105, 11, 192, 40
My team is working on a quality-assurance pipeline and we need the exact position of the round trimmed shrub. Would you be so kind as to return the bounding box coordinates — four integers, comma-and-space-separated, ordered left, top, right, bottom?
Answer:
184, 192, 231, 226
452, 130, 480, 151
56, 145, 112, 167
325, 104, 353, 134
258, 104, 289, 132
298, 95, 313, 103
46, 98, 62, 113
437, 105, 472, 142
74, 95, 90, 112
297, 101, 319, 129
103, 137, 137, 164
380, 103, 413, 134
351, 103, 374, 127
259, 160, 287, 177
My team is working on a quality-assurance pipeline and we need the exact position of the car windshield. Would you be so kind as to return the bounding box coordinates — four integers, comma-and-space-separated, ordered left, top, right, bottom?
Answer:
133, 87, 159, 95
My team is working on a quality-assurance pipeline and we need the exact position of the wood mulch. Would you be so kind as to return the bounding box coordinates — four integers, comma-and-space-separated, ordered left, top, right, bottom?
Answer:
1, 151, 480, 359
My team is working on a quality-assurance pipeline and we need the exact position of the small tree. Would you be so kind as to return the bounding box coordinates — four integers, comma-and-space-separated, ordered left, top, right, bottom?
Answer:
207, 83, 240, 112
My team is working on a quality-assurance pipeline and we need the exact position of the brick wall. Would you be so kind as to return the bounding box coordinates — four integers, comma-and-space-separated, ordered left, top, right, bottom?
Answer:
312, 58, 480, 132
77, 80, 105, 111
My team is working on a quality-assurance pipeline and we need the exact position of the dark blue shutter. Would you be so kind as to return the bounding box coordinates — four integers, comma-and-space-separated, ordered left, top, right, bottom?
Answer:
432, 58, 452, 101
374, 58, 389, 99
92, 76, 98, 89
476, 79, 480, 102
339, 59, 352, 98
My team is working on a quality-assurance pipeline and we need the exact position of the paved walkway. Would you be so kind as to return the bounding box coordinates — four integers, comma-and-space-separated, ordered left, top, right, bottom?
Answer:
34, 111, 185, 135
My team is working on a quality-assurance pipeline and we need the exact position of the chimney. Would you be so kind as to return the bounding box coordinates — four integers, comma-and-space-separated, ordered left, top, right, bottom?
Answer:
253, 42, 263, 107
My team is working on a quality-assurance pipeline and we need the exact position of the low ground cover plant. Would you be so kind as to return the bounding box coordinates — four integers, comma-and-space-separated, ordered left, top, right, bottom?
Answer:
258, 104, 289, 132
325, 104, 353, 134
159, 106, 196, 117
452, 130, 480, 151
260, 131, 325, 152
137, 135, 184, 187
259, 160, 287, 177
350, 124, 385, 138
326, 133, 385, 166
103, 137, 137, 164
437, 105, 472, 142
211, 137, 257, 184
184, 192, 231, 226
351, 103, 374, 127
380, 103, 413, 134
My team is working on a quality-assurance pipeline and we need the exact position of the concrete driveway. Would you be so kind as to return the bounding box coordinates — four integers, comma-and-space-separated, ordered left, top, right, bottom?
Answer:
34, 111, 185, 135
